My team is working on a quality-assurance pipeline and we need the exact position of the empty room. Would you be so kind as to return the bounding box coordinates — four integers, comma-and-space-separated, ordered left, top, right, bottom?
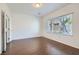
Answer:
0, 3, 79, 55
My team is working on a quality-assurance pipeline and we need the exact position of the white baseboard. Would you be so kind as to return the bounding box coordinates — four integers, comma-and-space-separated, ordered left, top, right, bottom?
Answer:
11, 35, 42, 41
43, 35, 79, 49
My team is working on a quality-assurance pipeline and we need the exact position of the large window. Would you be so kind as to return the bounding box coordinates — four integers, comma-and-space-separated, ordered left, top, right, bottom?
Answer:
46, 13, 72, 35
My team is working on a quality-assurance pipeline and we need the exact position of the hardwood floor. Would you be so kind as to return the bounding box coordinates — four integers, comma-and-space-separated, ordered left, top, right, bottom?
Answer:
2, 37, 79, 55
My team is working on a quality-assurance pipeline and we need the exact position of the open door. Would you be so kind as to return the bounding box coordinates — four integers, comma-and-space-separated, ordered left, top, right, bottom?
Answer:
1, 10, 4, 52
5, 15, 10, 43
1, 10, 10, 52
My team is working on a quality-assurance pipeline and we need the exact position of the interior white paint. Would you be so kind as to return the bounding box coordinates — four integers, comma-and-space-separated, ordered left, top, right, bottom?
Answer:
7, 3, 68, 17
11, 13, 40, 40
41, 4, 79, 49
0, 3, 79, 54
0, 3, 12, 54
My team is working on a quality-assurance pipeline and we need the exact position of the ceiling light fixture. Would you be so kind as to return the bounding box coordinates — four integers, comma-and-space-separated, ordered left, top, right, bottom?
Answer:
32, 3, 42, 8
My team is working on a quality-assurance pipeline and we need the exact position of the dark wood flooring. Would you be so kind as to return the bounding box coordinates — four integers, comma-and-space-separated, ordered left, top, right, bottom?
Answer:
2, 37, 79, 55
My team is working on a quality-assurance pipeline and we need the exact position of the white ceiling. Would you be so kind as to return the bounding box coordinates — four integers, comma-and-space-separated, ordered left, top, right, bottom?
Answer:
7, 3, 69, 17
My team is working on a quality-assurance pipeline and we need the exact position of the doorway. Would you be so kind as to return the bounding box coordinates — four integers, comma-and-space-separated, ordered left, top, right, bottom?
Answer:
1, 10, 10, 52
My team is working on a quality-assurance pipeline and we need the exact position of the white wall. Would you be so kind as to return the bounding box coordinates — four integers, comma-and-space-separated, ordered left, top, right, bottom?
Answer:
41, 4, 79, 49
0, 3, 12, 54
11, 13, 41, 40
0, 3, 41, 54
